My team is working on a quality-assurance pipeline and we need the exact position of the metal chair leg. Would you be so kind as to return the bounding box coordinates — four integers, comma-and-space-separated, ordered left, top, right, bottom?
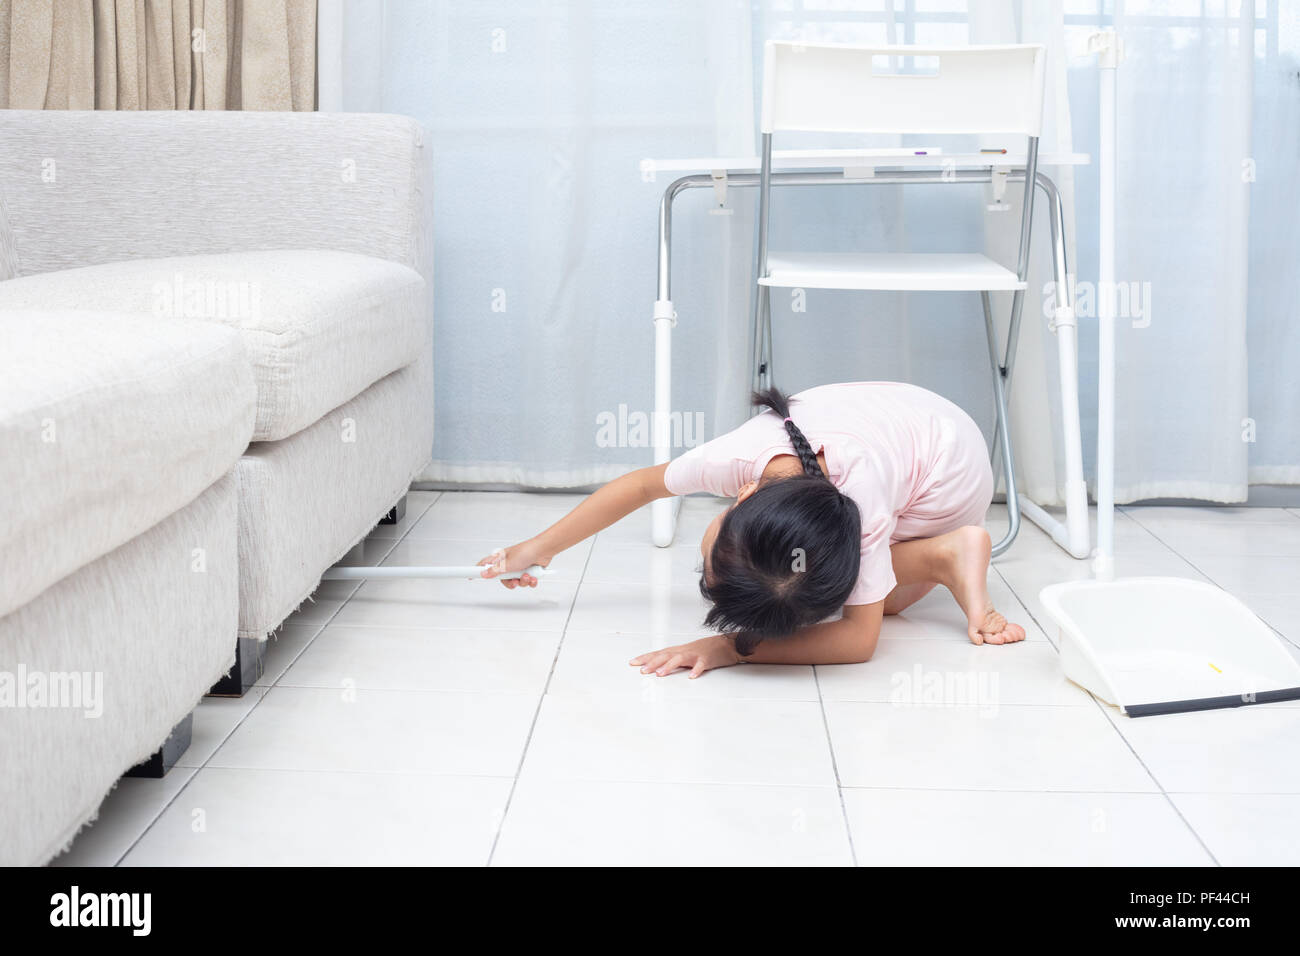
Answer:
987, 285, 1025, 471
982, 291, 1020, 557
752, 132, 774, 398
758, 285, 773, 391
749, 283, 775, 395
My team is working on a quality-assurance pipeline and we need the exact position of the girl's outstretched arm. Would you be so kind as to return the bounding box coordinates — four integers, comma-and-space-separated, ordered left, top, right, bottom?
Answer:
631, 602, 884, 678
741, 602, 883, 665
479, 463, 672, 587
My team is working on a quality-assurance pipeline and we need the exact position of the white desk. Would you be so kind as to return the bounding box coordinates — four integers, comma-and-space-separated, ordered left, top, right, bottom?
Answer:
645, 150, 1093, 560
643, 147, 1089, 172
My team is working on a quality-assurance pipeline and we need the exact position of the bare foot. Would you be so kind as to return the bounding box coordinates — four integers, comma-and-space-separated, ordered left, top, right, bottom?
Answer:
940, 526, 1026, 646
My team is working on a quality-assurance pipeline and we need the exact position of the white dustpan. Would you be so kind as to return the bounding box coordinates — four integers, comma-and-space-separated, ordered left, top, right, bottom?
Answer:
1040, 577, 1300, 717
1037, 34, 1300, 718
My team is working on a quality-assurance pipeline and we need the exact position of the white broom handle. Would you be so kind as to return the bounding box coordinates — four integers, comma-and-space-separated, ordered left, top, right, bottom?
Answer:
321, 564, 551, 581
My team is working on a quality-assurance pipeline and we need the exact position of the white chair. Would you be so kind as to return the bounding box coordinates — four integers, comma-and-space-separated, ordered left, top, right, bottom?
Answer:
752, 41, 1047, 557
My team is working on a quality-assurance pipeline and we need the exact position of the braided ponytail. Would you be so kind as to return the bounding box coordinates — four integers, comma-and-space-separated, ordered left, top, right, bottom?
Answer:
752, 388, 823, 480
702, 386, 862, 653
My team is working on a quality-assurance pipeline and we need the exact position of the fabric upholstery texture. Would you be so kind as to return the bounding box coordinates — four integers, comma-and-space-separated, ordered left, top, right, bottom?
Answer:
0, 250, 427, 441
0, 187, 15, 281
237, 348, 434, 638
0, 310, 255, 619
0, 471, 239, 866
0, 110, 428, 281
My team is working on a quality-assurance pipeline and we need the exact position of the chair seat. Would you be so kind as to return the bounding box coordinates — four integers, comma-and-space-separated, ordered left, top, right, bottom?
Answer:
0, 250, 427, 442
758, 252, 1025, 292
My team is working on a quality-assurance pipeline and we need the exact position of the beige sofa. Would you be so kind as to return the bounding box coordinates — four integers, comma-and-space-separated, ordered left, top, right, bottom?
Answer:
0, 110, 434, 865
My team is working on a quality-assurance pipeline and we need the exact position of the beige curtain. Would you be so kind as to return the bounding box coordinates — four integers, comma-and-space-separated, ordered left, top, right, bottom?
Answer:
0, 0, 316, 110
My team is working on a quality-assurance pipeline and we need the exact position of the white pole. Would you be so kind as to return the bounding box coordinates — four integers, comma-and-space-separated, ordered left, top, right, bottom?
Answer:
321, 564, 552, 581
650, 179, 680, 548
1093, 31, 1121, 582
1055, 321, 1092, 558
651, 298, 678, 547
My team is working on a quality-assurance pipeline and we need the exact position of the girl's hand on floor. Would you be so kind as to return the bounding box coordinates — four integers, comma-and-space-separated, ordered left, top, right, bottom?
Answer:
477, 542, 551, 589
630, 635, 741, 679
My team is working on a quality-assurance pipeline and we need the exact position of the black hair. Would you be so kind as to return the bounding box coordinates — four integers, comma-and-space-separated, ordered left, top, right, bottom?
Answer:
700, 387, 862, 656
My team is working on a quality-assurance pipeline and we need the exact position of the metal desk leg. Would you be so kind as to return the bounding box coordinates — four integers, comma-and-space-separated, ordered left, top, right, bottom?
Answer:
650, 176, 694, 547
987, 173, 1091, 560
982, 137, 1039, 558
1008, 174, 1091, 558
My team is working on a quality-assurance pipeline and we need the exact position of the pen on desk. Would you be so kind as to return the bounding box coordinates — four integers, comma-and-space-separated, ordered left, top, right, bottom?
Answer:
980, 148, 1007, 154
914, 150, 927, 155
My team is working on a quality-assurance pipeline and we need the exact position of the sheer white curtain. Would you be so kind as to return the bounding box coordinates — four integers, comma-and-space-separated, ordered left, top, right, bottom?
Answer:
1096, 1, 1287, 500
320, 0, 1298, 500
984, 0, 1295, 503
1246, 2, 1300, 487
318, 0, 755, 487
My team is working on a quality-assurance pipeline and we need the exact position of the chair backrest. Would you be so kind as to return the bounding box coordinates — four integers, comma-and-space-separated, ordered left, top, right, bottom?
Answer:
761, 41, 1045, 137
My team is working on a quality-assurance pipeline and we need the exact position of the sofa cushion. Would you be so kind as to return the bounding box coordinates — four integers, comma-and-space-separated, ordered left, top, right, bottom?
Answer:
0, 250, 427, 441
0, 310, 256, 619
236, 353, 433, 638
0, 187, 17, 281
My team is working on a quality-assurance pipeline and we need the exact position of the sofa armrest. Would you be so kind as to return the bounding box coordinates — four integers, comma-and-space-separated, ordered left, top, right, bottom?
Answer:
0, 110, 431, 283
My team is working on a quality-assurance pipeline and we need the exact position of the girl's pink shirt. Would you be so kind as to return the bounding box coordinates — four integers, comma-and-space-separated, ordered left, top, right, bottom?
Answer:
664, 382, 987, 606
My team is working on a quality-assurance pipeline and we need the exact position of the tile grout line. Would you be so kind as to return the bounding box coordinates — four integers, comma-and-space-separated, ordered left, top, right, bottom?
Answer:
110, 491, 442, 866
485, 533, 597, 867
997, 518, 1222, 866
1119, 518, 1274, 865
812, 666, 860, 867
991, 562, 1060, 652
1087, 693, 1222, 866
1127, 519, 1219, 584
1129, 519, 1300, 651
260, 491, 445, 691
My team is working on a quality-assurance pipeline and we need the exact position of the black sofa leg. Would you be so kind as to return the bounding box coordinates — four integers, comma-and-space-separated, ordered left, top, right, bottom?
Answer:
207, 637, 266, 697
124, 712, 194, 779
379, 494, 407, 525
205, 494, 407, 700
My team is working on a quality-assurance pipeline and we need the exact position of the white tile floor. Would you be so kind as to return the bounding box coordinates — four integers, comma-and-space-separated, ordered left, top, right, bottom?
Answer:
52, 491, 1300, 867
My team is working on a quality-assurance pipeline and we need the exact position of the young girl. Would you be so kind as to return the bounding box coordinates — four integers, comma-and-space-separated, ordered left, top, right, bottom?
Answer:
480, 381, 1025, 678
